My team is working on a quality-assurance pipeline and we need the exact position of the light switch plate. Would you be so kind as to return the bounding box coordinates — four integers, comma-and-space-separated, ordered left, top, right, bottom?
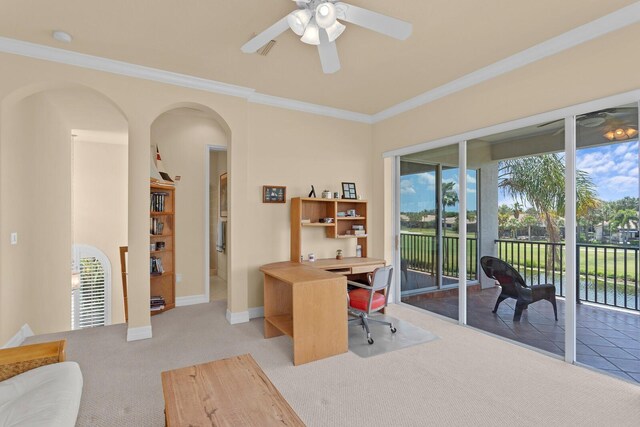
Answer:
10, 232, 17, 245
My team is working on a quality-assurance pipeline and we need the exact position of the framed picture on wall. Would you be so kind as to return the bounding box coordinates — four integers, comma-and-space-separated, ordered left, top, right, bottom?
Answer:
263, 185, 286, 203
219, 173, 228, 217
341, 182, 357, 199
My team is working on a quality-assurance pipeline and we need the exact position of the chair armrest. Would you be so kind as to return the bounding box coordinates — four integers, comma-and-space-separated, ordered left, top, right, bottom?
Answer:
0, 340, 66, 381
346, 280, 372, 290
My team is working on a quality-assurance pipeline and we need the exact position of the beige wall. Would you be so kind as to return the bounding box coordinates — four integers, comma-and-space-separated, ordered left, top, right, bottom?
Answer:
73, 140, 128, 324
151, 109, 228, 299
209, 150, 228, 281
0, 93, 72, 340
245, 103, 372, 308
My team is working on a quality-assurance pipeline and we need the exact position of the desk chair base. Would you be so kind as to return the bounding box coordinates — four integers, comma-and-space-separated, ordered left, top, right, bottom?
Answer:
349, 313, 397, 344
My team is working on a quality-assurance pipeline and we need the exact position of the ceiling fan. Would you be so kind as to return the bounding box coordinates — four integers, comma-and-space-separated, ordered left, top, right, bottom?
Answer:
537, 107, 637, 129
241, 0, 412, 74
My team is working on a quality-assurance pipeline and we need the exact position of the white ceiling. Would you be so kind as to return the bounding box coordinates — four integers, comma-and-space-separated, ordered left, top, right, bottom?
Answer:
0, 0, 637, 114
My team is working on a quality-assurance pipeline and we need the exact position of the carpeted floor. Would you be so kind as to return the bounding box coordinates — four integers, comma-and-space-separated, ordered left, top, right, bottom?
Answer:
26, 300, 640, 426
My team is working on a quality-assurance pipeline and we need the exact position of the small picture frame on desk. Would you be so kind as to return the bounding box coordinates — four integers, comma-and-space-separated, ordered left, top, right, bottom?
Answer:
341, 182, 357, 199
263, 185, 286, 203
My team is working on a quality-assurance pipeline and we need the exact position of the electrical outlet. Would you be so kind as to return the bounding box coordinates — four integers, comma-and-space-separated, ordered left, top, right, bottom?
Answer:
10, 232, 17, 245
176, 273, 182, 283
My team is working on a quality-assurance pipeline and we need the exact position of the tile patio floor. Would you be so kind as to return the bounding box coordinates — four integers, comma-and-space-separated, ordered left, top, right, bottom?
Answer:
403, 286, 640, 384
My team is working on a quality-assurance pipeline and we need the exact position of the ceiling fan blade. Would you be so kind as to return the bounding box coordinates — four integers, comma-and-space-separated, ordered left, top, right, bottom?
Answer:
317, 29, 340, 74
335, 2, 412, 40
241, 16, 290, 53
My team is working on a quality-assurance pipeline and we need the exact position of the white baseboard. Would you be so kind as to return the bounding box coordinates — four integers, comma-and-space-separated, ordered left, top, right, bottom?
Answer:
2, 324, 34, 349
176, 294, 209, 307
126, 325, 152, 342
248, 306, 264, 319
225, 309, 250, 325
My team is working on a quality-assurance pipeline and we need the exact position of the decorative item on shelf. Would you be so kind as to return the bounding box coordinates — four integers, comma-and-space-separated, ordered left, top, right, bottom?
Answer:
341, 182, 357, 199
219, 173, 228, 217
155, 146, 174, 183
356, 245, 362, 258
334, 191, 340, 199
263, 185, 286, 203
337, 211, 346, 217
150, 243, 156, 251
321, 190, 332, 198
301, 218, 311, 224
308, 185, 316, 198
156, 242, 165, 250
346, 209, 356, 217
308, 253, 316, 262
336, 249, 343, 260
319, 217, 334, 223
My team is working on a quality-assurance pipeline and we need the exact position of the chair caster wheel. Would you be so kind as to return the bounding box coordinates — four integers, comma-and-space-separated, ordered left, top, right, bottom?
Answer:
391, 327, 397, 333
367, 338, 374, 345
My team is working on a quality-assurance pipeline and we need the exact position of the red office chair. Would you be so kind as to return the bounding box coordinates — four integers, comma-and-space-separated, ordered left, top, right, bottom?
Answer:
347, 266, 396, 344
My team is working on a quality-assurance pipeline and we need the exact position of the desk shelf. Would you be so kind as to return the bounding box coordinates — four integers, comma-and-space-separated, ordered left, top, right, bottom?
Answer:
291, 197, 368, 260
265, 315, 293, 337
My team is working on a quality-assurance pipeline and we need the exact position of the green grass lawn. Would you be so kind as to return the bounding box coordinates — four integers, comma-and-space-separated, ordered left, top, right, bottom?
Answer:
400, 230, 638, 282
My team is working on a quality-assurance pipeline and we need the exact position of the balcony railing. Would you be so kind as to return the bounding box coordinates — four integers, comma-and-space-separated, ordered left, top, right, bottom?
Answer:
400, 233, 477, 280
496, 239, 638, 311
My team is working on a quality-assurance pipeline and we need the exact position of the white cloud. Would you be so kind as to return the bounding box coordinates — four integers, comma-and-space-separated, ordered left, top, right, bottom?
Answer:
400, 179, 416, 195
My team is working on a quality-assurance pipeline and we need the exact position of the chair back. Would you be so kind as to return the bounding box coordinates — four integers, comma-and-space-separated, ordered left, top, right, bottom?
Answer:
480, 256, 527, 298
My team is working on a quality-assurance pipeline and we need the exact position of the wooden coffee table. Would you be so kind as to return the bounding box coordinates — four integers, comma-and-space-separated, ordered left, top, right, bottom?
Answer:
161, 354, 305, 426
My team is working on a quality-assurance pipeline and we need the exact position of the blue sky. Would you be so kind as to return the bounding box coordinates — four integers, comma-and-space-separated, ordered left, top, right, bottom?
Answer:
400, 140, 638, 212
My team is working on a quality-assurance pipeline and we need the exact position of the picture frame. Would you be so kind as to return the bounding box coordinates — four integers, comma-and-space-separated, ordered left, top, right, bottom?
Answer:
341, 182, 357, 199
219, 173, 228, 217
263, 185, 286, 203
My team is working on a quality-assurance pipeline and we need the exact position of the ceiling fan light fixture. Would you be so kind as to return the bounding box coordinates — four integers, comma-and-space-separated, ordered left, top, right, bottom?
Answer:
315, 2, 337, 29
604, 127, 638, 141
287, 9, 312, 36
326, 20, 346, 42
301, 20, 320, 45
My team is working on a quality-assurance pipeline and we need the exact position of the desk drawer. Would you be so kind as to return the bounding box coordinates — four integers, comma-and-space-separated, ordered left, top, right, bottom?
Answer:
326, 268, 352, 275
351, 264, 384, 275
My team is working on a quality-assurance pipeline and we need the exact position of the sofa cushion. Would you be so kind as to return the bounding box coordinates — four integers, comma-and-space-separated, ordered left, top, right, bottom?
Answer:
0, 361, 83, 427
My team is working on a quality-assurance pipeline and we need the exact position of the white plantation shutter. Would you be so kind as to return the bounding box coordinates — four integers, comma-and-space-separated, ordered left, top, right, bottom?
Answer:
71, 245, 111, 330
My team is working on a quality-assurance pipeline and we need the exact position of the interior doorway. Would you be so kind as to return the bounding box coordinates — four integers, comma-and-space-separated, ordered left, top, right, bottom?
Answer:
209, 147, 228, 301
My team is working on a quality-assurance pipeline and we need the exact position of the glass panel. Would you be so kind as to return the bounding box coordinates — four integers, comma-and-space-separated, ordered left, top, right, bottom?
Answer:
575, 103, 640, 384
400, 144, 461, 321
469, 121, 565, 356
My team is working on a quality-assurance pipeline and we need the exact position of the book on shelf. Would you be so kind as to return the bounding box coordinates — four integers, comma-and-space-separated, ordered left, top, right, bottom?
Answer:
150, 192, 169, 212
150, 218, 165, 235
150, 256, 164, 274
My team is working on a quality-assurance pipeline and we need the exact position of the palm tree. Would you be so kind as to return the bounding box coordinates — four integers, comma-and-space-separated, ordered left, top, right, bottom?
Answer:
521, 215, 538, 241
613, 209, 639, 244
441, 181, 458, 236
499, 153, 599, 270
513, 202, 523, 219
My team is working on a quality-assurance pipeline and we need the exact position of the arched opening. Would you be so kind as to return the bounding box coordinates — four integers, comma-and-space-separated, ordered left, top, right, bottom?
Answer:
72, 244, 112, 330
150, 104, 231, 313
0, 84, 129, 339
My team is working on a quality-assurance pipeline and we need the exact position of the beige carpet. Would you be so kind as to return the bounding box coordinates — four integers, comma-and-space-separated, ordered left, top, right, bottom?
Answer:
26, 301, 640, 426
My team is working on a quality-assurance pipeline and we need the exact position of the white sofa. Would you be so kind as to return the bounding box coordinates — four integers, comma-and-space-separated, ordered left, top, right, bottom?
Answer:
0, 340, 82, 427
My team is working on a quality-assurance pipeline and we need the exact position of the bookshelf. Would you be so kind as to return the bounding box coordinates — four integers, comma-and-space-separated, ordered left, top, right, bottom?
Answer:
150, 182, 176, 315
290, 197, 368, 262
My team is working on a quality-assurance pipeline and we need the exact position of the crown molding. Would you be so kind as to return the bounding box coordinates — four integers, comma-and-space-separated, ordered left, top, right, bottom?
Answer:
372, 2, 640, 123
1, 2, 638, 125
0, 36, 370, 123
248, 92, 372, 123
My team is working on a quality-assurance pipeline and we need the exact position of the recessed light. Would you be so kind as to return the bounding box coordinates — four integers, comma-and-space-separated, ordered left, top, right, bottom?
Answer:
52, 30, 73, 43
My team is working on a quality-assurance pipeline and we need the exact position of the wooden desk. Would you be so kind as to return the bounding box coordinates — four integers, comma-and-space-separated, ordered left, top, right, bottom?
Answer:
161, 354, 304, 426
260, 257, 386, 365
